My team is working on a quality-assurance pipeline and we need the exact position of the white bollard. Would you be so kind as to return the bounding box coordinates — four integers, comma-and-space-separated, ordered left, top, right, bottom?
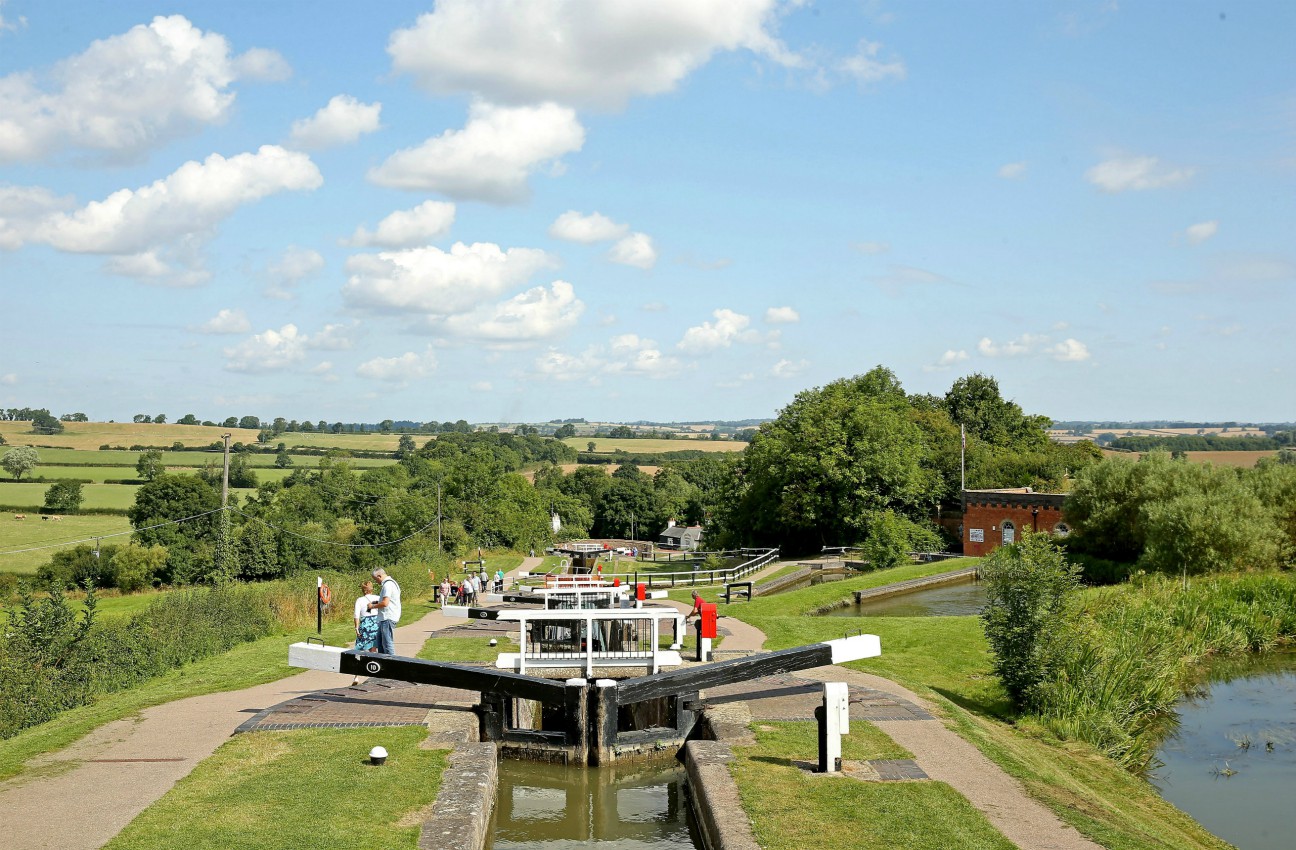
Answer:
818, 681, 850, 772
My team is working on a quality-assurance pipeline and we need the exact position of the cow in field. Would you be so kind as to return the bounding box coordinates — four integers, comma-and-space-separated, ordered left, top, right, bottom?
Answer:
13, 514, 25, 520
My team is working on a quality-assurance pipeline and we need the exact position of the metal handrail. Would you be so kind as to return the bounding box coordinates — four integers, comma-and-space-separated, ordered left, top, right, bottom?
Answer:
519, 547, 780, 589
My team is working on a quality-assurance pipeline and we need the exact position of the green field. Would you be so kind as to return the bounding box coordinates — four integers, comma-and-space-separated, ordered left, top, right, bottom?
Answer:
562, 437, 747, 454
0, 420, 406, 452
26, 448, 395, 468
0, 513, 133, 574
0, 484, 257, 518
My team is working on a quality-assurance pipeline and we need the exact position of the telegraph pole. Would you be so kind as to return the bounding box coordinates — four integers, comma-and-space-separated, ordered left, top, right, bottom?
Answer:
221, 433, 232, 509
436, 480, 443, 552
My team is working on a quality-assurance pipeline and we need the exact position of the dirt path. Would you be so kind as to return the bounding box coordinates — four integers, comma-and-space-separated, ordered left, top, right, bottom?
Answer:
0, 560, 539, 850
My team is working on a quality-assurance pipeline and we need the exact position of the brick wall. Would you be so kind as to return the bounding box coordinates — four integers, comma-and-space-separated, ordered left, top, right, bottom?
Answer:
961, 491, 1068, 557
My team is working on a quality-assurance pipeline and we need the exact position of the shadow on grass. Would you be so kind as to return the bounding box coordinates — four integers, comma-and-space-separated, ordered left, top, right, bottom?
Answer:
930, 685, 1015, 721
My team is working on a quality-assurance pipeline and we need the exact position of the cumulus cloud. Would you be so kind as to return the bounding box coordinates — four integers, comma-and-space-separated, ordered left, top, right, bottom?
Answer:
997, 161, 1027, 179
0, 373, 16, 385
232, 47, 292, 82
548, 210, 629, 243
342, 241, 551, 317
387, 0, 798, 110
0, 1, 28, 36
922, 349, 969, 372
770, 358, 808, 378
0, 185, 74, 249
677, 308, 757, 353
307, 323, 355, 351
345, 201, 455, 248
852, 240, 890, 255
266, 246, 324, 299
356, 346, 438, 383
0, 15, 287, 163
1085, 155, 1194, 193
978, 334, 1090, 362
289, 94, 381, 149
764, 306, 799, 324
196, 308, 250, 334
440, 281, 584, 346
223, 324, 308, 373
25, 146, 320, 285
535, 333, 680, 383
1185, 220, 1218, 243
369, 101, 584, 203
838, 39, 905, 85
608, 232, 657, 269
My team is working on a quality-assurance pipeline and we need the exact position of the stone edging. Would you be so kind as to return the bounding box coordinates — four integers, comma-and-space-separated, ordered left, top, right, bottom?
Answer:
417, 742, 498, 850
683, 740, 760, 850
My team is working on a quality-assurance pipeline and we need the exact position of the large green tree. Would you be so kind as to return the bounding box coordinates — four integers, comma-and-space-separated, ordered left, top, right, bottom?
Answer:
944, 373, 1049, 449
43, 480, 83, 513
1, 446, 39, 480
136, 449, 165, 481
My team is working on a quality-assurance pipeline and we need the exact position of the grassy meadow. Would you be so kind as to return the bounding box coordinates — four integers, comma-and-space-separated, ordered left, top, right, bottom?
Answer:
0, 420, 405, 452
0, 513, 133, 574
1101, 448, 1277, 467
562, 436, 747, 453
27, 448, 393, 467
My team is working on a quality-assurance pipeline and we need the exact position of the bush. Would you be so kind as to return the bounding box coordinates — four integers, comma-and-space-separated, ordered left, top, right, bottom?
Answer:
980, 532, 1080, 706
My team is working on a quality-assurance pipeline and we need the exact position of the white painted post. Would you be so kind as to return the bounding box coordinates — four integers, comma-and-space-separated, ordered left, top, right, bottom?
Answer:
585, 614, 594, 678
650, 617, 660, 674
518, 613, 528, 676
820, 682, 850, 773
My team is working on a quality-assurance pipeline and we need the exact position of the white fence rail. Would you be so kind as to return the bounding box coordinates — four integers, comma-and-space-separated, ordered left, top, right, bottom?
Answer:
521, 547, 779, 590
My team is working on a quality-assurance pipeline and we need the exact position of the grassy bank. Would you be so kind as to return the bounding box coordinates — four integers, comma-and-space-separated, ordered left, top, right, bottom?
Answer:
104, 726, 446, 850
731, 722, 1015, 850
721, 577, 1231, 850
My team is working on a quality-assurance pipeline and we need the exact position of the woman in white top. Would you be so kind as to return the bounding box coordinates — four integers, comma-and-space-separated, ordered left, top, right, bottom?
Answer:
352, 580, 380, 685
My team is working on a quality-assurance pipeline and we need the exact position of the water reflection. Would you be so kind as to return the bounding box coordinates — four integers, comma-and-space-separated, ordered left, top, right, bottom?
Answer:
820, 579, 987, 618
1153, 650, 1296, 850
489, 759, 702, 849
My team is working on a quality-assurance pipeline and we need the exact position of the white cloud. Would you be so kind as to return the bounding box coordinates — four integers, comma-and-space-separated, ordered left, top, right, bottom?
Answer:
678, 308, 754, 353
309, 361, 334, 375
356, 347, 438, 383
345, 201, 456, 248
770, 358, 808, 378
441, 281, 584, 346
1185, 220, 1218, 243
232, 47, 291, 82
342, 241, 551, 317
223, 324, 308, 373
369, 101, 584, 203
838, 39, 905, 85
0, 185, 74, 248
535, 333, 680, 383
1085, 155, 1194, 193
608, 232, 657, 269
1049, 338, 1091, 362
978, 334, 1090, 362
307, 323, 355, 351
266, 246, 324, 299
869, 265, 951, 294
471, 381, 493, 392
0, 373, 18, 385
387, 0, 798, 110
0, 15, 286, 163
289, 94, 381, 149
31, 146, 320, 286
548, 210, 629, 244
0, 1, 27, 35
923, 349, 970, 372
998, 161, 1027, 179
852, 240, 890, 255
764, 306, 799, 324
196, 308, 250, 334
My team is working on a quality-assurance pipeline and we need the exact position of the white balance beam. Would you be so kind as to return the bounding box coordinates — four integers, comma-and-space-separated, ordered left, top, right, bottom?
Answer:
822, 634, 882, 664
288, 641, 345, 673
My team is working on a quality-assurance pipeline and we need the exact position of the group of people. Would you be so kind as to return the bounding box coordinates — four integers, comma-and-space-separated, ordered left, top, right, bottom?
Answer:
437, 568, 506, 606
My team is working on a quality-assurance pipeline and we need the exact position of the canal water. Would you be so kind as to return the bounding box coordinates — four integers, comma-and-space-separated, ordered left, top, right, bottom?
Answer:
488, 759, 703, 849
820, 578, 987, 618
1152, 650, 1296, 850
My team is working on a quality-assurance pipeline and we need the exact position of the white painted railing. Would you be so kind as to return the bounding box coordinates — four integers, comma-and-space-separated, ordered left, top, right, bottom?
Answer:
519, 547, 779, 590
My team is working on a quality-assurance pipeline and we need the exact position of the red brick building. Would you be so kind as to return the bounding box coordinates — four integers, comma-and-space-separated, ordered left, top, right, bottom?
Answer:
961, 488, 1068, 557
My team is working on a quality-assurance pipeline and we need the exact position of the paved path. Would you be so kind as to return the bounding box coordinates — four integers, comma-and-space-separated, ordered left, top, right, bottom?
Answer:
0, 558, 541, 850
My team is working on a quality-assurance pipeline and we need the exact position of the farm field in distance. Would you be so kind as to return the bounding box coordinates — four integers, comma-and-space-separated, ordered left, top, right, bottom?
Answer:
1101, 449, 1278, 467
0, 513, 133, 574
28, 448, 393, 468
0, 421, 404, 452
564, 437, 747, 454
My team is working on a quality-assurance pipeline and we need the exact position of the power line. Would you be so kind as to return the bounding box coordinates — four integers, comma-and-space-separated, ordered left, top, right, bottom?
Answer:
0, 507, 226, 558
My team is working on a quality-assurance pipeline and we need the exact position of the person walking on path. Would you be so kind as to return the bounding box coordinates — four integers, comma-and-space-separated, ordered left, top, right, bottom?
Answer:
439, 577, 452, 607
366, 568, 401, 654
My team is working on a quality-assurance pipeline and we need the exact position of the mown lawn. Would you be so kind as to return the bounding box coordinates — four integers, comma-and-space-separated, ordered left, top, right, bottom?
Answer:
732, 722, 1015, 850
104, 726, 446, 850
718, 575, 1231, 850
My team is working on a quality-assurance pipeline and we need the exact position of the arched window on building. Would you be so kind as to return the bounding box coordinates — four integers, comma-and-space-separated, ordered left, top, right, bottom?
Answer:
1052, 522, 1070, 538
1001, 520, 1016, 545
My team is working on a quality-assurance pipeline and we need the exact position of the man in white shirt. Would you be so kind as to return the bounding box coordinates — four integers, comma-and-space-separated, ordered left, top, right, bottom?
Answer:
366, 568, 402, 655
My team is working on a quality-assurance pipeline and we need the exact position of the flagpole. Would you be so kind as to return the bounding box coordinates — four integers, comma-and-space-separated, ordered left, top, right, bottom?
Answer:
960, 423, 966, 493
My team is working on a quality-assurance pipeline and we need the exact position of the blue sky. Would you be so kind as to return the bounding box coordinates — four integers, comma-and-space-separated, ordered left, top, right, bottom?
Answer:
1, 1, 1292, 425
